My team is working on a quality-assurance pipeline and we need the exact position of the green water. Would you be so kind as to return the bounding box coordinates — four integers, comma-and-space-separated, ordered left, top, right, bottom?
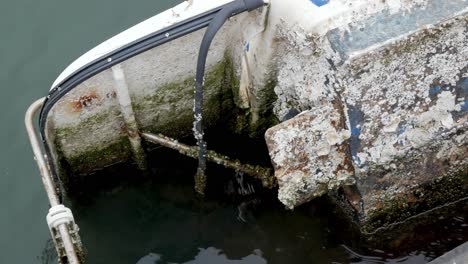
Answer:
0, 1, 179, 262
1, 0, 466, 263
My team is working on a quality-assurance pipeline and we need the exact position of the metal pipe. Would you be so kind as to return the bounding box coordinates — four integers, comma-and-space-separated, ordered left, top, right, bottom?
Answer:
25, 98, 60, 206
58, 224, 80, 264
141, 132, 275, 188
25, 98, 81, 264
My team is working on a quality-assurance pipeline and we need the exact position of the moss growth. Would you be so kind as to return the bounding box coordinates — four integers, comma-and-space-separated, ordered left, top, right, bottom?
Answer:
66, 137, 132, 174
53, 53, 242, 184
229, 74, 280, 139
133, 54, 237, 139
52, 108, 132, 190
52, 51, 280, 196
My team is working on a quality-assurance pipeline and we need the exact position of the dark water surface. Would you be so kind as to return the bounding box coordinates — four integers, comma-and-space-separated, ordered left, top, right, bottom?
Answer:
60, 146, 444, 264
1, 1, 466, 263
57, 142, 466, 264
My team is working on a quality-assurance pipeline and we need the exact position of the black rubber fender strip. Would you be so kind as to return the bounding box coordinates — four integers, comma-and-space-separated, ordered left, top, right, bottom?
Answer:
193, 0, 265, 194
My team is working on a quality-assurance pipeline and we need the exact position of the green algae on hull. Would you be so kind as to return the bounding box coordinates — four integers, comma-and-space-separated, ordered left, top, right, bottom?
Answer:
66, 137, 133, 174
133, 54, 238, 139
50, 53, 269, 190
229, 73, 280, 139
48, 46, 282, 198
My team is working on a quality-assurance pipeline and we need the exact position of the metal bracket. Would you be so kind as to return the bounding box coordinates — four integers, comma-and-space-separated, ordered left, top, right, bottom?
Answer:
141, 132, 276, 188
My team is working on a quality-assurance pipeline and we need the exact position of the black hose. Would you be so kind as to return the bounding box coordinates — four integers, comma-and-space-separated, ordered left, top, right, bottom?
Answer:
193, 0, 265, 195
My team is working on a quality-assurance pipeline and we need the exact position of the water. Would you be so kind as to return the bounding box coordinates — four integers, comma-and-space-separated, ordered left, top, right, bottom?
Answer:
0, 1, 180, 262
0, 1, 466, 263
49, 139, 466, 263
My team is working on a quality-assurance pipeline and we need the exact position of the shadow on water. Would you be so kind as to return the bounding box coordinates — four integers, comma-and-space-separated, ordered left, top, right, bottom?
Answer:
40, 127, 467, 264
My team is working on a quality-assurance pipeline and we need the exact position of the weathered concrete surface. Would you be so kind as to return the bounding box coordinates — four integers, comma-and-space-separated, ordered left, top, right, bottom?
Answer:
264, 0, 467, 232
48, 32, 233, 181
265, 110, 354, 208
45, 10, 266, 181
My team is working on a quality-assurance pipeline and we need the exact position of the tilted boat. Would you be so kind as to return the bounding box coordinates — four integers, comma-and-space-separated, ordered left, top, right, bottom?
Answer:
25, 0, 467, 262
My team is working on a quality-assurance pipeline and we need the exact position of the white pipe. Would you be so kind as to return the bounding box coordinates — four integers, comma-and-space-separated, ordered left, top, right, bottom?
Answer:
111, 64, 147, 171
25, 98, 60, 206
25, 98, 81, 264
58, 224, 80, 264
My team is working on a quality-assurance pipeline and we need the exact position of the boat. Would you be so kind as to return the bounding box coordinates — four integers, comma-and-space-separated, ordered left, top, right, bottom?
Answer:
25, 0, 467, 262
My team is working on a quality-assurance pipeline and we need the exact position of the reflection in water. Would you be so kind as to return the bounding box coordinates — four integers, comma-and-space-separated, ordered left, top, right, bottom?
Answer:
67, 150, 350, 264
342, 245, 431, 264
49, 147, 466, 264
137, 247, 267, 264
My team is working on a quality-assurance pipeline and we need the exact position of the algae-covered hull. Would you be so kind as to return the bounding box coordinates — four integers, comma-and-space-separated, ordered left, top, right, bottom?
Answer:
38, 0, 467, 235
40, 0, 272, 183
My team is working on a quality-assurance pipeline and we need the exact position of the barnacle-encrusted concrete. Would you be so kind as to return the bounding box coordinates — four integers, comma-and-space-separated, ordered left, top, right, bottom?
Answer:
265, 109, 354, 208
264, 0, 467, 231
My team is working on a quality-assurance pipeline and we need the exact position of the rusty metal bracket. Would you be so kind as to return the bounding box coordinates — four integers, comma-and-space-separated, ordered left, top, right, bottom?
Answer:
141, 132, 276, 190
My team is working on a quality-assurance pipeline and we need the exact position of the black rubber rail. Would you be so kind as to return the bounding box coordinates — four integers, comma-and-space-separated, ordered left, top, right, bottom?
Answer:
193, 0, 265, 195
